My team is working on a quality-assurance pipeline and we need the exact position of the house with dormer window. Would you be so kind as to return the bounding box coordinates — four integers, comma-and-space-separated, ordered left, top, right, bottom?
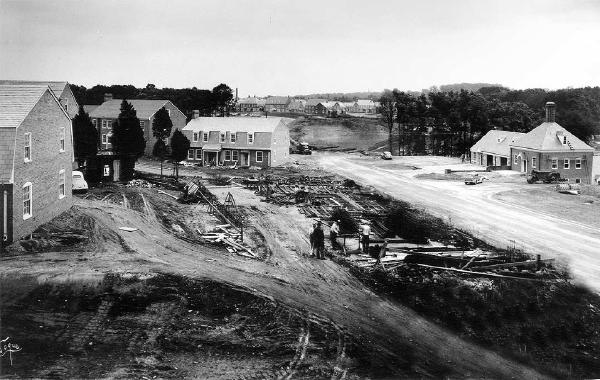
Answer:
509, 102, 594, 184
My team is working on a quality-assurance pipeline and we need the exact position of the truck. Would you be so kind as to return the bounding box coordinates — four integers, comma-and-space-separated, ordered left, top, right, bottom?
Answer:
295, 142, 312, 155
526, 170, 561, 184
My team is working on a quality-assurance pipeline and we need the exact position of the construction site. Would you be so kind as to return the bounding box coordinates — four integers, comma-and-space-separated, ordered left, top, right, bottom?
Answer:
1, 155, 600, 379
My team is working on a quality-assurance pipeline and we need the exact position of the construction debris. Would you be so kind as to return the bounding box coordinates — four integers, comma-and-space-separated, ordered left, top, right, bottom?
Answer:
119, 227, 138, 232
199, 224, 256, 258
126, 179, 154, 188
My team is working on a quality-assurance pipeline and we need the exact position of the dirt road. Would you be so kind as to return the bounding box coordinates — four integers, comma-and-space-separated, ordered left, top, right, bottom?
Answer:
313, 153, 600, 292
1, 185, 546, 378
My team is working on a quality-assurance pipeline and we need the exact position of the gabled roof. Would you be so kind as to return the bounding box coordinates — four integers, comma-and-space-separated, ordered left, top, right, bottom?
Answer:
265, 96, 290, 105
510, 122, 594, 152
356, 99, 376, 106
83, 104, 99, 114
0, 80, 69, 97
89, 99, 172, 120
470, 130, 525, 157
0, 84, 49, 129
306, 98, 326, 106
238, 97, 263, 105
183, 116, 290, 133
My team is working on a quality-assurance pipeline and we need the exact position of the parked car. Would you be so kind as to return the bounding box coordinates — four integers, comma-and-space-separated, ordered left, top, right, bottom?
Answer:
381, 151, 393, 160
72, 171, 88, 193
464, 174, 488, 185
179, 161, 195, 167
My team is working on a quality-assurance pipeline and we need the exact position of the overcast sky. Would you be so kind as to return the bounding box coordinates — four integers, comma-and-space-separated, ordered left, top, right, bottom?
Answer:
1, 0, 599, 96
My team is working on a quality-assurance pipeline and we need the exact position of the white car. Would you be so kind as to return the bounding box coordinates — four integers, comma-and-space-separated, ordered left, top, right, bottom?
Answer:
72, 171, 88, 193
381, 151, 393, 160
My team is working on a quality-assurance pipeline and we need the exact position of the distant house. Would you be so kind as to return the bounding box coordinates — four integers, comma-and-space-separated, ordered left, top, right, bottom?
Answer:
509, 102, 595, 184
351, 99, 378, 114
0, 84, 74, 245
287, 99, 306, 113
0, 80, 79, 119
470, 130, 525, 166
89, 94, 186, 156
305, 99, 326, 114
236, 96, 265, 113
182, 116, 291, 168
265, 96, 291, 113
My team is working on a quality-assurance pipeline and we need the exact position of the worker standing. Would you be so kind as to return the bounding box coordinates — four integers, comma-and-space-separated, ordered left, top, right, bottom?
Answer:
330, 220, 340, 250
313, 221, 326, 260
309, 222, 317, 257
360, 220, 371, 254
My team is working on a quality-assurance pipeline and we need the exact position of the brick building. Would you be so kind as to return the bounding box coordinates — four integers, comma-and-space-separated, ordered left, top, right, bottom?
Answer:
89, 95, 186, 155
265, 96, 291, 113
182, 115, 291, 168
470, 130, 525, 167
509, 102, 595, 184
305, 99, 326, 114
235, 97, 265, 113
0, 84, 74, 245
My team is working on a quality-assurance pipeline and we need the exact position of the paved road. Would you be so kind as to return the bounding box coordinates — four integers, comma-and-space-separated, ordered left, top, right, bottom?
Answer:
314, 153, 600, 292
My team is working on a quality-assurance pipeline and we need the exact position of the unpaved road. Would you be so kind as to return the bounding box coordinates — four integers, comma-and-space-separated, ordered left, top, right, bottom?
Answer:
313, 153, 600, 292
1, 186, 546, 379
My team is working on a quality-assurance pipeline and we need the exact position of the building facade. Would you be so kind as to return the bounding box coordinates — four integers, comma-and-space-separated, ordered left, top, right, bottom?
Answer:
89, 95, 186, 156
509, 102, 595, 184
470, 130, 525, 167
305, 99, 326, 114
265, 96, 291, 113
236, 97, 265, 113
182, 116, 291, 168
0, 80, 79, 119
0, 84, 74, 245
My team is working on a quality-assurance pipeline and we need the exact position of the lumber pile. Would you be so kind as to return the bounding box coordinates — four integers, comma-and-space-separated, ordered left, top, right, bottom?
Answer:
199, 224, 256, 258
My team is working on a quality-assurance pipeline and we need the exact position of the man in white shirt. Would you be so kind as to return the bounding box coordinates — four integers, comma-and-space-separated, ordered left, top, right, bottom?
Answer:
330, 220, 340, 250
360, 220, 371, 254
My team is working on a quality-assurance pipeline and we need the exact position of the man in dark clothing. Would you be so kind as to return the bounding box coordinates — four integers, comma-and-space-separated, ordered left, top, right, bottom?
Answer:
313, 221, 326, 259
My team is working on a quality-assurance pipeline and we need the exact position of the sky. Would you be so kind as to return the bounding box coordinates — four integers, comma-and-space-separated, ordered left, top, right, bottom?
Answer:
1, 0, 599, 97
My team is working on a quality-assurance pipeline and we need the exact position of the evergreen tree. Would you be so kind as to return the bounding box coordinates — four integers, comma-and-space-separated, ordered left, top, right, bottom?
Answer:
72, 105, 98, 166
212, 83, 234, 116
152, 139, 168, 177
152, 107, 173, 177
169, 129, 190, 179
111, 100, 145, 180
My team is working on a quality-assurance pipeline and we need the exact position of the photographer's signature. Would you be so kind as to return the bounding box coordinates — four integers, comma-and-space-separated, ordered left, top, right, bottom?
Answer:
0, 337, 22, 366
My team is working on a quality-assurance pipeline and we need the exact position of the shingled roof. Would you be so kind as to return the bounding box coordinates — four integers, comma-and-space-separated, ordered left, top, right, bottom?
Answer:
470, 130, 525, 157
0, 80, 69, 98
510, 122, 594, 152
183, 116, 290, 133
0, 84, 49, 129
89, 99, 172, 120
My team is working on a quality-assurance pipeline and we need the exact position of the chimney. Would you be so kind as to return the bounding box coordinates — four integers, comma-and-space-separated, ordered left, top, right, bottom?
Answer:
104, 93, 113, 102
192, 110, 200, 119
545, 101, 556, 123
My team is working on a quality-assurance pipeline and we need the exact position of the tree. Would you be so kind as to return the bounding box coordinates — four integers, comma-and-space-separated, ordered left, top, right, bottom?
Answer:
152, 139, 168, 177
379, 89, 396, 154
212, 83, 234, 117
152, 107, 173, 176
72, 105, 98, 166
170, 129, 190, 179
111, 100, 145, 180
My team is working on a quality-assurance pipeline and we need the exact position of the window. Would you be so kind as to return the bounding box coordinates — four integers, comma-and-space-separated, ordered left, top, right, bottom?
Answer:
167, 109, 171, 117
203, 132, 209, 142
224, 150, 231, 161
102, 134, 107, 144
564, 159, 570, 169
232, 150, 239, 161
139, 120, 145, 128
256, 151, 263, 162
193, 132, 198, 142
59, 169, 65, 199
230, 132, 236, 143
92, 119, 97, 128
248, 133, 254, 144
531, 157, 536, 169
188, 149, 194, 160
220, 133, 226, 143
575, 158, 582, 169
106, 132, 112, 145
551, 159, 558, 169
575, 178, 581, 184
23, 182, 32, 220
513, 155, 517, 165
24, 132, 32, 162
102, 120, 107, 129
60, 127, 65, 152
195, 149, 202, 160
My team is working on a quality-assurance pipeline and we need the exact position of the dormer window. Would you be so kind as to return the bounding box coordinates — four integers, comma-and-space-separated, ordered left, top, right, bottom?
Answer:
230, 132, 236, 143
203, 132, 208, 142
220, 133, 226, 143
248, 133, 254, 144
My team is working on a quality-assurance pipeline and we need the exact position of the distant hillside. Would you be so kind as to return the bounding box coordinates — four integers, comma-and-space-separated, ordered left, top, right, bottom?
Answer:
436, 83, 503, 92
294, 91, 383, 101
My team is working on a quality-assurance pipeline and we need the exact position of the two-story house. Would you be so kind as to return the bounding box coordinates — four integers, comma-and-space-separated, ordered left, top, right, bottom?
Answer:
305, 99, 326, 114
182, 115, 291, 168
510, 102, 595, 184
265, 96, 291, 113
0, 84, 74, 245
89, 94, 186, 155
236, 97, 265, 113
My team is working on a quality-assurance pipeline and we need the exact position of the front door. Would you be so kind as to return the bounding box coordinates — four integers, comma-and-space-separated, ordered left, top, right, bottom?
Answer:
241, 152, 249, 167
521, 158, 527, 173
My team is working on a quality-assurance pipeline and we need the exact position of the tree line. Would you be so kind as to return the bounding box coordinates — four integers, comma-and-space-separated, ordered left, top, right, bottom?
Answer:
380, 86, 600, 156
70, 83, 234, 118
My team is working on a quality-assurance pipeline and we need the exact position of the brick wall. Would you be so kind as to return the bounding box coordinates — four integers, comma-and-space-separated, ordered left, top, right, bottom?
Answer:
510, 148, 594, 184
11, 90, 73, 242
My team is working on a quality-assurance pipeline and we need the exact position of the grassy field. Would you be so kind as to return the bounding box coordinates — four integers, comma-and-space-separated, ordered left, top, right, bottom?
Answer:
288, 116, 389, 151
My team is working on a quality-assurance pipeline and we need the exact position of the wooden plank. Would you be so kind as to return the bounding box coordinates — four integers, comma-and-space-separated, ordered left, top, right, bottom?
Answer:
415, 264, 551, 282
471, 259, 554, 271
